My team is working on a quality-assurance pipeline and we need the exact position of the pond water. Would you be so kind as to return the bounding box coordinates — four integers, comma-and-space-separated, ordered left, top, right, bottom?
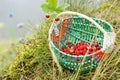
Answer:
0, 0, 104, 40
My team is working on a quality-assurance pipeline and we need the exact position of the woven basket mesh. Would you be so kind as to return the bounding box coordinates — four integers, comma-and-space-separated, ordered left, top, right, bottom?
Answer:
49, 16, 112, 71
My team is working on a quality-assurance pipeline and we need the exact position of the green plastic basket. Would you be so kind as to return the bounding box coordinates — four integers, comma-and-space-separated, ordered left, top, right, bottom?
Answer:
48, 11, 115, 72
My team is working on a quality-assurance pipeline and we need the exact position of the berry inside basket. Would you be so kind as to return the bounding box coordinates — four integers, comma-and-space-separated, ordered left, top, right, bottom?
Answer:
49, 11, 115, 71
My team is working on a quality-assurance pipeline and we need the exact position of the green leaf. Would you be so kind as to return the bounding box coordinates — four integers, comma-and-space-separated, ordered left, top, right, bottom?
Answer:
41, 0, 70, 14
46, 0, 57, 9
41, 0, 58, 13
55, 8, 63, 13
41, 4, 54, 13
55, 3, 70, 13
46, 0, 49, 3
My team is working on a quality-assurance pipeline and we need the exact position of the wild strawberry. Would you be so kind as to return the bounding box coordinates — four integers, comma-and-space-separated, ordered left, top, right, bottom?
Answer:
83, 48, 87, 54
61, 46, 66, 51
67, 42, 72, 48
79, 50, 83, 55
76, 50, 80, 56
76, 43, 80, 47
55, 18, 60, 21
65, 48, 70, 54
91, 46, 96, 52
89, 47, 93, 52
83, 45, 87, 49
75, 43, 78, 46
75, 44, 79, 48
96, 46, 101, 50
66, 51, 70, 54
75, 50, 77, 55
70, 46, 75, 54
76, 53, 79, 56
96, 50, 104, 58
67, 41, 71, 45
61, 46, 69, 54
94, 42, 99, 47
45, 15, 50, 18
88, 51, 92, 54
79, 46, 84, 50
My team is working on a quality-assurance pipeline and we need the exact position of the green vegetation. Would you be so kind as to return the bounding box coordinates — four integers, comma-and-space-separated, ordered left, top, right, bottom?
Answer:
0, 41, 16, 71
41, 0, 70, 14
0, 0, 120, 80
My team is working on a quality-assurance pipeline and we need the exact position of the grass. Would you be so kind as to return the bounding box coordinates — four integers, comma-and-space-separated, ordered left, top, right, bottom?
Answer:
0, 0, 120, 80
0, 40, 16, 71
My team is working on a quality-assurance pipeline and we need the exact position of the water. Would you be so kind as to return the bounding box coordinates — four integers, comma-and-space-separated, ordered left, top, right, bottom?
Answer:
0, 0, 45, 40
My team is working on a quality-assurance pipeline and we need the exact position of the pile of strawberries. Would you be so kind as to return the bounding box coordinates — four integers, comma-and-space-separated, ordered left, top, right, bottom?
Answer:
61, 40, 101, 56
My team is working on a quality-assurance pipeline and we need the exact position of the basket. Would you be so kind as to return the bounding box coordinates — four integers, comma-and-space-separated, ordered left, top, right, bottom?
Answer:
48, 11, 116, 72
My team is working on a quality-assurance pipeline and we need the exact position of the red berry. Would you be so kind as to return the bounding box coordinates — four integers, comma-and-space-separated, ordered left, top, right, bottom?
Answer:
61, 46, 66, 51
79, 50, 83, 55
76, 53, 79, 56
89, 47, 93, 52
96, 50, 104, 58
75, 43, 78, 46
61, 46, 70, 54
83, 45, 87, 49
76, 42, 80, 47
79, 46, 84, 50
76, 50, 80, 56
75, 50, 77, 55
68, 45, 72, 48
96, 46, 101, 50
75, 43, 79, 46
65, 48, 70, 54
94, 42, 99, 47
88, 51, 92, 54
67, 41, 71, 45
83, 48, 87, 54
78, 47, 81, 50
92, 46, 97, 52
55, 18, 60, 21
45, 15, 50, 18
81, 41, 85, 44
67, 42, 72, 48
70, 46, 75, 54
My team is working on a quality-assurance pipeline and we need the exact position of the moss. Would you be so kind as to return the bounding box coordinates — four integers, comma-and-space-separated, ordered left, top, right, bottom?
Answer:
0, 21, 52, 79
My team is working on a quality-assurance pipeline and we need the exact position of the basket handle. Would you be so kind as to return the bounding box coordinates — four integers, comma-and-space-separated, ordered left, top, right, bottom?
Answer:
56, 11, 106, 34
